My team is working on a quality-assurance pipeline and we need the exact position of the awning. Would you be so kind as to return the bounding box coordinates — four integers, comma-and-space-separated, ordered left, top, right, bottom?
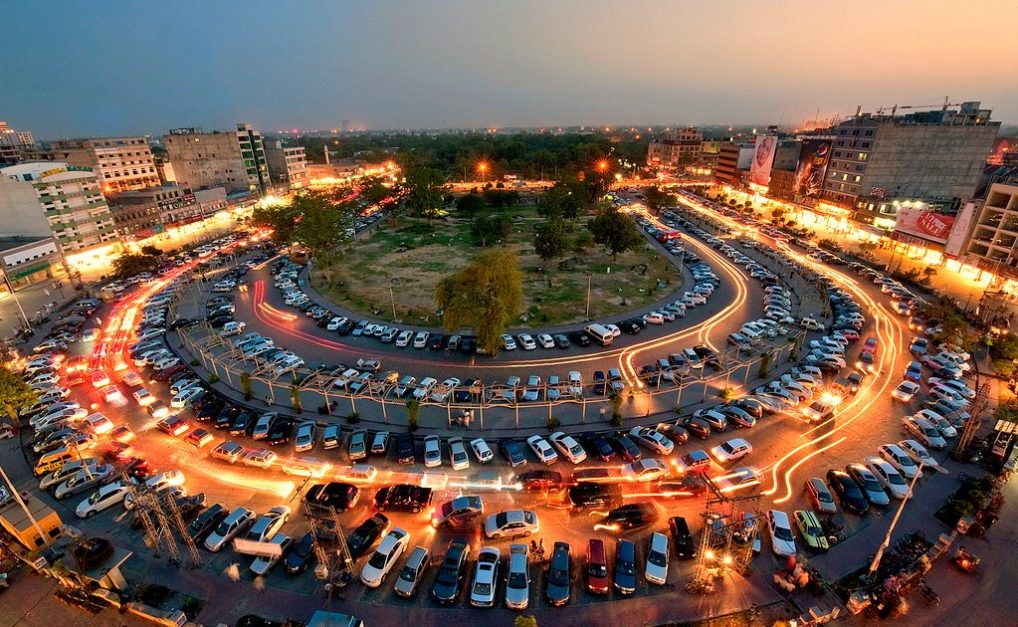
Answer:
7, 262, 50, 280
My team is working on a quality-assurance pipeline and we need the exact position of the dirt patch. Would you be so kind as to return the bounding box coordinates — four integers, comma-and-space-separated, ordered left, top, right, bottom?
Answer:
312, 206, 682, 327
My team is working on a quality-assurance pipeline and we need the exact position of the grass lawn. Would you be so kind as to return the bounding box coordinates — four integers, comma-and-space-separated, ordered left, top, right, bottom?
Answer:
311, 204, 682, 328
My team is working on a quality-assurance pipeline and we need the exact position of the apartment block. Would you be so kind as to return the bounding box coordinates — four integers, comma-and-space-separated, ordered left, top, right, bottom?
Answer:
0, 120, 36, 166
164, 123, 268, 195
265, 141, 309, 190
966, 184, 1018, 276
47, 136, 159, 193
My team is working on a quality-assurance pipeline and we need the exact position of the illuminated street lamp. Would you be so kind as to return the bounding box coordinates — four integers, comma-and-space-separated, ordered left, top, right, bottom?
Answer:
597, 160, 609, 173
477, 162, 488, 183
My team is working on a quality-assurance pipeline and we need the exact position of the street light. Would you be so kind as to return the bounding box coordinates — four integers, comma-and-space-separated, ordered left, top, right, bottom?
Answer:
597, 160, 609, 173
477, 162, 488, 184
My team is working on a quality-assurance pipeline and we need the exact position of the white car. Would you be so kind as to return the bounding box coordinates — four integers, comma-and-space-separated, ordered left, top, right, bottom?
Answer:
431, 378, 460, 403
899, 439, 936, 467
412, 331, 429, 349
395, 330, 413, 347
877, 443, 919, 479
891, 381, 920, 402
412, 377, 437, 401
866, 457, 910, 500
501, 334, 517, 350
170, 378, 200, 395
483, 510, 539, 539
928, 377, 975, 399
76, 480, 132, 518
548, 432, 587, 464
517, 334, 537, 350
280, 457, 331, 478
710, 438, 753, 464
170, 386, 204, 408
913, 409, 958, 438
622, 459, 669, 482
132, 388, 155, 407
903, 417, 947, 450
645, 532, 669, 585
526, 435, 558, 464
628, 427, 674, 455
470, 438, 494, 464
448, 437, 470, 471
767, 509, 797, 556
294, 420, 316, 452
360, 527, 410, 587
423, 435, 442, 468
537, 333, 555, 349
250, 533, 292, 576
470, 546, 500, 607
567, 371, 583, 397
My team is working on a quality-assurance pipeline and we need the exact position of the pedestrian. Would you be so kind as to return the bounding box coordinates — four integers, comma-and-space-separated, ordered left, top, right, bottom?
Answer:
530, 539, 537, 553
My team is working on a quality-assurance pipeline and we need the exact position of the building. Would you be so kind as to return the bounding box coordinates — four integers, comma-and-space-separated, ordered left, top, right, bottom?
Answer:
987, 137, 1018, 166
0, 120, 36, 166
647, 127, 703, 168
163, 123, 268, 196
46, 137, 159, 193
0, 236, 66, 292
714, 142, 754, 186
768, 169, 797, 202
264, 141, 309, 190
154, 155, 175, 183
820, 102, 999, 225
965, 184, 1018, 277
0, 162, 117, 254
109, 184, 229, 239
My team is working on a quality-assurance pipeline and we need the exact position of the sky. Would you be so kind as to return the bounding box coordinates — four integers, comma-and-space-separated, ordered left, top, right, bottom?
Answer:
2, 0, 1017, 139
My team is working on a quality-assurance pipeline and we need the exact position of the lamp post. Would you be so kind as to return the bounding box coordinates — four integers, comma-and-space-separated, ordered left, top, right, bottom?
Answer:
477, 162, 488, 184
585, 273, 593, 320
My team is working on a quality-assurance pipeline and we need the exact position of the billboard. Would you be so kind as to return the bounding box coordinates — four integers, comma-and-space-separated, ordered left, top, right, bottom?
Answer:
748, 135, 778, 187
944, 201, 977, 257
893, 207, 956, 244
793, 140, 832, 198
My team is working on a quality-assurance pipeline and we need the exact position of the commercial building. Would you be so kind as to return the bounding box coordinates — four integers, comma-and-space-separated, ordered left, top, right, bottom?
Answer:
154, 155, 175, 183
109, 184, 229, 239
0, 162, 117, 253
647, 127, 703, 168
820, 102, 999, 225
714, 142, 754, 186
46, 137, 159, 193
163, 123, 268, 196
264, 141, 309, 190
0, 236, 66, 292
965, 184, 1018, 277
0, 120, 36, 166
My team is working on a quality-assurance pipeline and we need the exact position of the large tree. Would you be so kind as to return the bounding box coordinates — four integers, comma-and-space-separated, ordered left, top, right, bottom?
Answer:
0, 367, 36, 425
291, 192, 356, 264
587, 202, 644, 259
403, 165, 447, 220
456, 193, 486, 218
112, 253, 158, 278
539, 175, 589, 221
643, 185, 676, 213
533, 218, 570, 262
471, 215, 512, 247
436, 249, 523, 355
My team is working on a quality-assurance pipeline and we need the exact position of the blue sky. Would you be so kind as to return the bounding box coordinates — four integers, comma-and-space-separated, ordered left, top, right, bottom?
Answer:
2, 0, 1016, 138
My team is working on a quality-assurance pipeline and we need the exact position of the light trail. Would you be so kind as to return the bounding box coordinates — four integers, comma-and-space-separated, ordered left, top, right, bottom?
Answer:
770, 436, 847, 503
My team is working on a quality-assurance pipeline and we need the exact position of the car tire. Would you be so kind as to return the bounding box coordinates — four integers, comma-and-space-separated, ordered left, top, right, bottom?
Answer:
86, 509, 97, 518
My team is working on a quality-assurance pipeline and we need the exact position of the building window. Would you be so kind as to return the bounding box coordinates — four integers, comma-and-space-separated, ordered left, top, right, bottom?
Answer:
862, 142, 870, 148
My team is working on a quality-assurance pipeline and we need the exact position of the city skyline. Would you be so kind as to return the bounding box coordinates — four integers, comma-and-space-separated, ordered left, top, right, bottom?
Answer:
2, 0, 1017, 138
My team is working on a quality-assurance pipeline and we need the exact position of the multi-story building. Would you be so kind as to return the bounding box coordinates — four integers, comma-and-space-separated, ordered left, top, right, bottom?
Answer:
965, 184, 1018, 277
46, 137, 159, 193
109, 184, 229, 240
154, 154, 175, 183
163, 123, 268, 196
714, 142, 754, 186
820, 102, 999, 225
0, 237, 66, 293
0, 121, 36, 166
647, 127, 703, 168
264, 141, 309, 190
0, 162, 117, 253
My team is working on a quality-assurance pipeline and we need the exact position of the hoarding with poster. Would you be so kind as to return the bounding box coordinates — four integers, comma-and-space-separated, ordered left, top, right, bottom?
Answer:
793, 140, 832, 198
944, 202, 976, 258
893, 207, 955, 244
748, 135, 778, 187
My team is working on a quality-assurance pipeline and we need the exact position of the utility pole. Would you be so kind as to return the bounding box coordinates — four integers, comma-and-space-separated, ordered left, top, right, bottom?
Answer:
0, 463, 47, 543
585, 273, 593, 320
867, 463, 925, 579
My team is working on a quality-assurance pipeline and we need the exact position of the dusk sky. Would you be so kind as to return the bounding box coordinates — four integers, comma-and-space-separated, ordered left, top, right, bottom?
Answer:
3, 0, 1016, 138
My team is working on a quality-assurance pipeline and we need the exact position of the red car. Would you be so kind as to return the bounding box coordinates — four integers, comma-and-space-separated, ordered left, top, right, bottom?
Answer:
586, 539, 610, 594
157, 415, 190, 437
153, 364, 187, 382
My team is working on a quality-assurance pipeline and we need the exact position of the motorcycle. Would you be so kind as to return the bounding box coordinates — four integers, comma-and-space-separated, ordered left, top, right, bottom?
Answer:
917, 579, 940, 606
952, 546, 980, 573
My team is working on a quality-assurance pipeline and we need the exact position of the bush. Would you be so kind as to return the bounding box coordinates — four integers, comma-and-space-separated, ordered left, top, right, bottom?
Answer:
719, 387, 737, 402
611, 414, 623, 427
547, 417, 560, 429
208, 374, 220, 384
993, 358, 1016, 379
346, 412, 360, 424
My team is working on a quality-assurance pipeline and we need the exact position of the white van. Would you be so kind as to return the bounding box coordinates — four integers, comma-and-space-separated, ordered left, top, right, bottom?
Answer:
220, 321, 246, 337
584, 324, 614, 347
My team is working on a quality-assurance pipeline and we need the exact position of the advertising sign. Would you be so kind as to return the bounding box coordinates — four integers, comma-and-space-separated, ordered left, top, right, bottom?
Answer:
944, 201, 977, 258
793, 140, 832, 198
893, 207, 956, 244
748, 135, 778, 187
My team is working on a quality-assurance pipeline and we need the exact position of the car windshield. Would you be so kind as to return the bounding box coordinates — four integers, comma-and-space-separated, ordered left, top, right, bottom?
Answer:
774, 526, 794, 541
507, 571, 527, 588
617, 558, 635, 576
887, 472, 906, 485
817, 490, 834, 503
648, 549, 667, 567
588, 562, 607, 577
494, 512, 508, 528
367, 550, 389, 569
437, 565, 459, 585
399, 565, 416, 582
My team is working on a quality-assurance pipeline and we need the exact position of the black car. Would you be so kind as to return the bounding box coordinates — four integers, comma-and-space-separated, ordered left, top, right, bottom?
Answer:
373, 485, 434, 513
305, 482, 360, 514
500, 440, 527, 468
568, 330, 591, 347
657, 475, 708, 500
826, 469, 870, 515
431, 539, 469, 604
170, 317, 198, 330
614, 539, 637, 595
188, 503, 228, 542
567, 483, 623, 509
656, 422, 690, 445
517, 470, 564, 492
605, 502, 659, 531
396, 432, 415, 464
731, 398, 765, 418
618, 319, 642, 335
428, 334, 445, 350
346, 513, 390, 559
229, 412, 253, 436
583, 434, 616, 462
546, 541, 571, 606
553, 334, 570, 349
682, 417, 712, 440
285, 531, 322, 575
459, 337, 477, 355
266, 419, 294, 445
214, 405, 240, 429
610, 434, 642, 462
592, 371, 607, 396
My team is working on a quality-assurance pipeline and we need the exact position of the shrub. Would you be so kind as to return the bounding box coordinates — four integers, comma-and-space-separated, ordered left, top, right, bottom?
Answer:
208, 374, 220, 384
719, 387, 737, 402
547, 417, 560, 429
346, 412, 360, 424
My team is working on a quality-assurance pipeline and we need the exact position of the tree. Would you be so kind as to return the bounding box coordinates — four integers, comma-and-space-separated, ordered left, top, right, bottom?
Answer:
533, 218, 569, 262
406, 399, 420, 431
471, 215, 512, 247
587, 203, 644, 259
436, 249, 523, 355
456, 193, 486, 218
112, 253, 158, 278
252, 200, 301, 244
240, 371, 253, 401
514, 616, 538, 627
140, 245, 162, 257
360, 175, 400, 223
539, 175, 589, 220
403, 165, 447, 220
290, 382, 302, 412
643, 186, 676, 213
573, 230, 594, 254
291, 191, 356, 265
0, 367, 36, 425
